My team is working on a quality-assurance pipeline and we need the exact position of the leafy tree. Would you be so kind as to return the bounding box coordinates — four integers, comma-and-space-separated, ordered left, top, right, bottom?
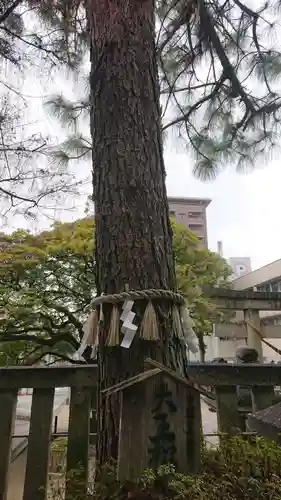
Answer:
172, 220, 232, 360
0, 218, 231, 365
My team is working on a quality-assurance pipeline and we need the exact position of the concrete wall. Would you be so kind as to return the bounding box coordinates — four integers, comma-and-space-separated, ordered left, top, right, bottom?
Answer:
188, 335, 281, 363
188, 336, 219, 362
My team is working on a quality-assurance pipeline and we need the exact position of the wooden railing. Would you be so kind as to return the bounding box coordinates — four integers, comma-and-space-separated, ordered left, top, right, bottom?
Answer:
1, 361, 281, 499
0, 364, 97, 500
186, 363, 280, 438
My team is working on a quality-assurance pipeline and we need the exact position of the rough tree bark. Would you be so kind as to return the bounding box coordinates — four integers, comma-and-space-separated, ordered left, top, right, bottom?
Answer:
86, 0, 187, 464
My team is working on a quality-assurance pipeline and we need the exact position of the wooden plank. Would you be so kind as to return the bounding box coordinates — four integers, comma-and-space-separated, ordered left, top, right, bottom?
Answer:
0, 389, 17, 500
186, 387, 201, 473
65, 386, 91, 500
186, 364, 281, 386
251, 386, 275, 412
0, 365, 98, 389
145, 359, 194, 387
117, 380, 149, 481
102, 368, 162, 396
215, 323, 281, 339
117, 373, 196, 481
145, 358, 210, 397
90, 391, 97, 447
23, 388, 55, 500
215, 386, 242, 437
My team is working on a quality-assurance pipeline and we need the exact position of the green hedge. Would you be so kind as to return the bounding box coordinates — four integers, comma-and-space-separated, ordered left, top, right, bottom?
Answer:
93, 436, 281, 500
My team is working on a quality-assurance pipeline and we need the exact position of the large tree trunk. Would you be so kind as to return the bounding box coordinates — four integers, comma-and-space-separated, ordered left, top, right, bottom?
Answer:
86, 0, 187, 464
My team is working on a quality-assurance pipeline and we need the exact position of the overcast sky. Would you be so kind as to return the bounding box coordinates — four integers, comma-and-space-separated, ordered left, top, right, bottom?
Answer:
165, 150, 280, 270
4, 58, 281, 273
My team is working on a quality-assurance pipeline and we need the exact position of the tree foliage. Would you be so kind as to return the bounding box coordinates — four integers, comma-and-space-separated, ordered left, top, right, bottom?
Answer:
35, 0, 281, 180
0, 218, 231, 365
0, 1, 88, 219
2, 0, 281, 215
0, 0, 87, 69
158, 0, 281, 179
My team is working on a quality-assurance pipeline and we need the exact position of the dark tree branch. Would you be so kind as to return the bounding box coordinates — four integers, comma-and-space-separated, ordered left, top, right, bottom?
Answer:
197, 0, 254, 109
0, 331, 79, 349
0, 0, 22, 25
23, 350, 85, 365
42, 298, 84, 338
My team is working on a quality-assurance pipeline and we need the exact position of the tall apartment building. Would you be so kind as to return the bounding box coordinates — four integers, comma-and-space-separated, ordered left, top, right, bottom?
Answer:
168, 196, 211, 247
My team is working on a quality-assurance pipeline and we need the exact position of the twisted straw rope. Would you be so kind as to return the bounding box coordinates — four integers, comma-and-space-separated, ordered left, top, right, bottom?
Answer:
91, 289, 185, 307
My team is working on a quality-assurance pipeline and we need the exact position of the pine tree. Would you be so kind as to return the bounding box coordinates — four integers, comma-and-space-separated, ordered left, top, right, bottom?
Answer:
32, 0, 281, 464
43, 1, 281, 178
0, 1, 88, 219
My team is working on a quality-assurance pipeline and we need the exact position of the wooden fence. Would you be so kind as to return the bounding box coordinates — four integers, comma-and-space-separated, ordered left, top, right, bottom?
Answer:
187, 363, 280, 438
0, 364, 97, 500
1, 362, 281, 499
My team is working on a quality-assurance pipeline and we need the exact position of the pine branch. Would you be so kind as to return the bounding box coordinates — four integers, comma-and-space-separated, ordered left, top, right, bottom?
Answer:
0, 0, 22, 25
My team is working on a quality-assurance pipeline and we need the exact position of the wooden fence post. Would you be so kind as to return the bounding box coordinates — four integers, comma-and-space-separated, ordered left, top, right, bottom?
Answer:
186, 387, 201, 473
235, 346, 275, 413
215, 385, 241, 438
65, 386, 91, 500
0, 389, 17, 500
23, 388, 55, 500
251, 386, 275, 412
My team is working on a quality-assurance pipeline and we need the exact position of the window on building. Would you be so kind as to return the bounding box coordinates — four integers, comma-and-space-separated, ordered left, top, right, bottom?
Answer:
169, 210, 176, 216
257, 281, 281, 293
188, 211, 202, 218
262, 284, 269, 292
269, 280, 281, 292
189, 223, 203, 231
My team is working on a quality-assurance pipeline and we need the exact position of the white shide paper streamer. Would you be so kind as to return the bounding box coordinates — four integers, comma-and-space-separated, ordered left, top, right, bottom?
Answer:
181, 306, 199, 354
120, 300, 138, 348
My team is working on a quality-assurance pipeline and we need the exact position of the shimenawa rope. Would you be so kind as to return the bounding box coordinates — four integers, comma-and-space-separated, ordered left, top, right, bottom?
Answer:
74, 288, 199, 359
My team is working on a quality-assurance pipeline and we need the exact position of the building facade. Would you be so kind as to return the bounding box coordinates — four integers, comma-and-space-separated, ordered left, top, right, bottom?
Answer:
233, 259, 281, 294
233, 259, 281, 327
168, 196, 211, 247
211, 258, 281, 362
228, 257, 252, 279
